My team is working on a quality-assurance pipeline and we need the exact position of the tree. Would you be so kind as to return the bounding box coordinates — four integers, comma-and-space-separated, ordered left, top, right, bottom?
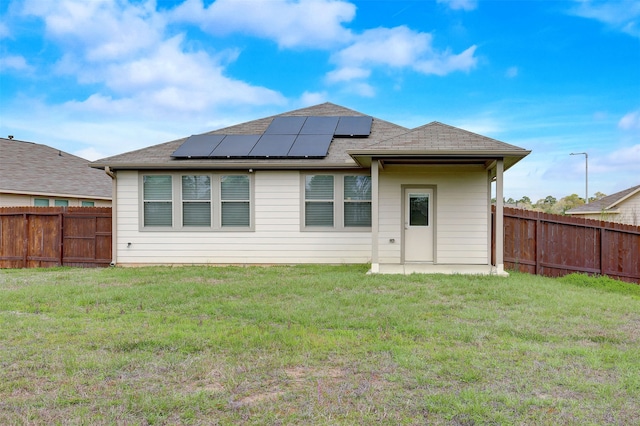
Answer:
552, 193, 585, 214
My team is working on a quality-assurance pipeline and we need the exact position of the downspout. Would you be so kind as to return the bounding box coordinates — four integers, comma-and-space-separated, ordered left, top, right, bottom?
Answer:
105, 166, 117, 266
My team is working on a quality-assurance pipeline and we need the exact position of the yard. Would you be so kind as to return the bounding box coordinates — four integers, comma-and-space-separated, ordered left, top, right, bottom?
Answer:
1, 265, 639, 425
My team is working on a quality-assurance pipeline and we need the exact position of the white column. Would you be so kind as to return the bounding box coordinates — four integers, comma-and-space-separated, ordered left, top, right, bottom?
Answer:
371, 159, 380, 273
495, 159, 505, 275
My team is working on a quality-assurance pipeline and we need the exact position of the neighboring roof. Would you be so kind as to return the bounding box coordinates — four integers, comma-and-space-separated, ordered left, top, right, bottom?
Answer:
0, 138, 112, 199
566, 184, 640, 215
91, 102, 530, 171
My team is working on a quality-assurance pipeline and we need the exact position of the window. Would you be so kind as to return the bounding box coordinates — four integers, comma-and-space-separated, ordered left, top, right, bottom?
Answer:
182, 175, 211, 227
34, 198, 49, 207
303, 174, 371, 230
305, 175, 334, 227
221, 175, 250, 227
141, 173, 252, 231
54, 199, 69, 207
344, 176, 372, 227
81, 201, 95, 207
409, 193, 429, 226
143, 175, 173, 227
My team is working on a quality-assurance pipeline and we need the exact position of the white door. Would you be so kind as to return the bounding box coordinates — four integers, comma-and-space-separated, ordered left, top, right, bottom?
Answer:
404, 188, 433, 262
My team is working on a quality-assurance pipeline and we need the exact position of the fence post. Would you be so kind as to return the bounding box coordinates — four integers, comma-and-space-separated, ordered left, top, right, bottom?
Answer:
59, 211, 64, 266
599, 226, 605, 276
535, 216, 541, 275
22, 213, 28, 268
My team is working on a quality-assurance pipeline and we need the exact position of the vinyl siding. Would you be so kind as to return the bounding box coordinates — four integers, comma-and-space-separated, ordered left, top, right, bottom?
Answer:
377, 165, 489, 265
0, 192, 111, 207
617, 195, 640, 226
114, 170, 372, 264
114, 166, 490, 266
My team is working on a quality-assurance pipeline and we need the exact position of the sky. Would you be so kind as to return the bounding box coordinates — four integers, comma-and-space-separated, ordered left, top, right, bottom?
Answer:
0, 0, 638, 202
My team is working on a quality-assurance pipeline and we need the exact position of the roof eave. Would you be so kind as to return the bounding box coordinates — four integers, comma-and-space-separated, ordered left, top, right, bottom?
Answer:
604, 187, 640, 210
89, 160, 366, 171
346, 149, 531, 169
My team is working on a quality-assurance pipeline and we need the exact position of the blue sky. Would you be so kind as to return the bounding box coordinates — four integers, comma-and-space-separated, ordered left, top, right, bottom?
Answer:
1, 0, 638, 202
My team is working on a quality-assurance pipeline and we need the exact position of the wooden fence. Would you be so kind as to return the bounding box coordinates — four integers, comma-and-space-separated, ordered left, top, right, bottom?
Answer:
0, 207, 112, 268
495, 206, 640, 284
2, 206, 638, 281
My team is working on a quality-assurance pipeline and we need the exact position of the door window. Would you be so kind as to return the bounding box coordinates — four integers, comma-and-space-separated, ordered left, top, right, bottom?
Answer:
409, 193, 429, 226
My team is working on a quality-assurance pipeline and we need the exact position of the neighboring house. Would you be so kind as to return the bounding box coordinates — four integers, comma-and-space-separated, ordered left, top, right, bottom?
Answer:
90, 103, 530, 274
0, 137, 112, 207
566, 184, 640, 226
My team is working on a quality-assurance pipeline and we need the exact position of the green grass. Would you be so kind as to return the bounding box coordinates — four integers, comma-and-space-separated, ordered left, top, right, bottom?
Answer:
1, 265, 638, 425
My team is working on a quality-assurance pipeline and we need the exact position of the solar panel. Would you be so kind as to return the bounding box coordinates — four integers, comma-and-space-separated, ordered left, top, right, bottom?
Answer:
300, 116, 339, 135
209, 135, 260, 157
171, 134, 225, 158
334, 116, 373, 137
249, 134, 297, 157
287, 134, 333, 158
264, 116, 307, 135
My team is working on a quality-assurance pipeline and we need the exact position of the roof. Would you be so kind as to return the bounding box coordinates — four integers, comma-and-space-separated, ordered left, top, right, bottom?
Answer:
349, 121, 530, 169
566, 184, 640, 215
0, 138, 112, 199
91, 102, 530, 171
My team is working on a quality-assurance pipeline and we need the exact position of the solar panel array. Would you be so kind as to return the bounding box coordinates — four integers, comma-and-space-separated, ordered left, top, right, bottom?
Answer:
171, 116, 373, 159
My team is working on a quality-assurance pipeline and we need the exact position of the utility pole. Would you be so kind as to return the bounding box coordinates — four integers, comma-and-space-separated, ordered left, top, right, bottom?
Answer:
570, 152, 588, 203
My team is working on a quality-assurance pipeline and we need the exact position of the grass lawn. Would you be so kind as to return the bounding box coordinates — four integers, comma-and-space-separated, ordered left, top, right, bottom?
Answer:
1, 265, 639, 425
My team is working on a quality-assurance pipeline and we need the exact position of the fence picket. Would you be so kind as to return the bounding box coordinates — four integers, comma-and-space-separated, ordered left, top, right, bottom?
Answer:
495, 206, 640, 284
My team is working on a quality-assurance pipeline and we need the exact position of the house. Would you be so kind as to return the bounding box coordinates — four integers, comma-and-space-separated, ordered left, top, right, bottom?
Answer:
90, 103, 530, 274
0, 137, 112, 207
566, 184, 640, 226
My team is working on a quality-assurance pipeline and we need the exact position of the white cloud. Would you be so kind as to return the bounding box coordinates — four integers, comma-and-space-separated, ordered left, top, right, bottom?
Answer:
437, 0, 478, 11
0, 21, 9, 38
73, 147, 108, 161
18, 0, 285, 118
170, 0, 356, 49
505, 66, 518, 78
22, 0, 164, 61
328, 26, 477, 83
570, 0, 640, 38
606, 144, 640, 166
299, 91, 328, 106
0, 54, 32, 71
618, 110, 640, 130
325, 66, 370, 83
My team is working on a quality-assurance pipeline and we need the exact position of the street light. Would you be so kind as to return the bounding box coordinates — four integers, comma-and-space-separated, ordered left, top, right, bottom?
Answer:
570, 152, 588, 204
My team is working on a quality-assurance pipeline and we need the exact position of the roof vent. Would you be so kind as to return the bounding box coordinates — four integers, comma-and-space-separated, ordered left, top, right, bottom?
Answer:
8, 135, 13, 140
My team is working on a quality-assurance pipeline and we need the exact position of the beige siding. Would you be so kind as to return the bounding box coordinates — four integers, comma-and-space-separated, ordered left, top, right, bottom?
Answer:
0, 193, 31, 206
0, 192, 111, 207
378, 165, 489, 265
114, 170, 372, 265
616, 194, 640, 226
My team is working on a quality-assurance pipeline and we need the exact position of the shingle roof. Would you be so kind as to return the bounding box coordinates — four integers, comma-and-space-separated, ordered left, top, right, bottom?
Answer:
566, 184, 640, 214
364, 121, 527, 152
92, 103, 408, 170
0, 138, 112, 199
91, 103, 529, 171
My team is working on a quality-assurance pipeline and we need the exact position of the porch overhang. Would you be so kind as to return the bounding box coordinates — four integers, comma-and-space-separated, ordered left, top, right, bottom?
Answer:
347, 149, 530, 173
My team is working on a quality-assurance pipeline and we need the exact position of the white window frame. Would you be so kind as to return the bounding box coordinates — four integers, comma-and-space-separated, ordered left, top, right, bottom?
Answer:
301, 172, 372, 232
139, 172, 254, 232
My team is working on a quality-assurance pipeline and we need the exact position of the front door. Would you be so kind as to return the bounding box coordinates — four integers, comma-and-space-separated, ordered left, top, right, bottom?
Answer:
404, 188, 433, 262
